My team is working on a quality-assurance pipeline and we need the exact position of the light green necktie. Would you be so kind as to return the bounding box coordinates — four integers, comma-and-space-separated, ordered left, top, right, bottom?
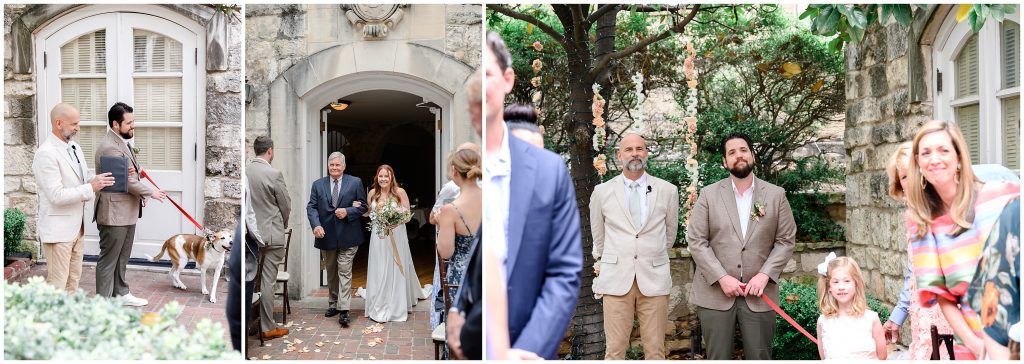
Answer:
629, 181, 642, 227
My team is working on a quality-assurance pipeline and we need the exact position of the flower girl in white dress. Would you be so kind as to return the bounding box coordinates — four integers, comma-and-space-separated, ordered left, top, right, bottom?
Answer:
816, 253, 887, 360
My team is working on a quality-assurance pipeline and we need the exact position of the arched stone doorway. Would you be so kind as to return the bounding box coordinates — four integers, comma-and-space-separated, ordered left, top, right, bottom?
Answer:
319, 89, 438, 289
265, 40, 475, 299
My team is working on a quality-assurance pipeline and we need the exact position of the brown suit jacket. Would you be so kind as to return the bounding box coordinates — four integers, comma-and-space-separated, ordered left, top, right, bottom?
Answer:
93, 129, 152, 226
686, 177, 795, 312
246, 158, 291, 247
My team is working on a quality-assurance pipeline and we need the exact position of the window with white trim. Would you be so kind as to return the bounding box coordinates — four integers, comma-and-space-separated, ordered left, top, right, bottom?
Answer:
934, 9, 1020, 170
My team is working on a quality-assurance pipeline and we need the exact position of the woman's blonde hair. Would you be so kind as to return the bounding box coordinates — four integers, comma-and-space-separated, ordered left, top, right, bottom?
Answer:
886, 142, 913, 200
449, 149, 482, 181
818, 256, 868, 318
906, 120, 979, 239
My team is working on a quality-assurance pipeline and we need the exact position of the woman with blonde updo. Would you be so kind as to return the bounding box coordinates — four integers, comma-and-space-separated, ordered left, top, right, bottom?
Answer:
436, 148, 482, 357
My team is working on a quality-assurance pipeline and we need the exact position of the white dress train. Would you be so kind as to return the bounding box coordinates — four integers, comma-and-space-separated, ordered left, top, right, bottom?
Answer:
364, 201, 422, 322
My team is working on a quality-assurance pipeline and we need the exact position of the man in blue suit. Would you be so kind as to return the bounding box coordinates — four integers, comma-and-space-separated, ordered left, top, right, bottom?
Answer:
482, 31, 583, 359
306, 151, 367, 328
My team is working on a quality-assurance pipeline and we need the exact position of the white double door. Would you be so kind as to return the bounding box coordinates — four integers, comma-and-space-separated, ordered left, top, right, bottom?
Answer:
37, 9, 203, 259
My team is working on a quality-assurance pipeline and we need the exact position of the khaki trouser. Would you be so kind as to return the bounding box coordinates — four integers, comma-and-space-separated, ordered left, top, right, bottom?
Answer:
42, 227, 85, 293
260, 246, 285, 332
603, 279, 669, 360
324, 246, 359, 310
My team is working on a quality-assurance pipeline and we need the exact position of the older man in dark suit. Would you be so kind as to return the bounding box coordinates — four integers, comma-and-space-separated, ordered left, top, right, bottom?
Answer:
306, 151, 367, 328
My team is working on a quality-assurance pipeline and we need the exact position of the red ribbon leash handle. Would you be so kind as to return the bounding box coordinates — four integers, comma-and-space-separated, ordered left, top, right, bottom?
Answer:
740, 283, 819, 345
139, 169, 206, 232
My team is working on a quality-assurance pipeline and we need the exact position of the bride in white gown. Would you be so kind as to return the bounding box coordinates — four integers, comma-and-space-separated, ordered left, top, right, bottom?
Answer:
363, 165, 422, 323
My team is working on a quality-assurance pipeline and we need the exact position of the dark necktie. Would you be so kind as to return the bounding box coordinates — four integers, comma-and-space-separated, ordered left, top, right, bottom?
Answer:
332, 178, 340, 207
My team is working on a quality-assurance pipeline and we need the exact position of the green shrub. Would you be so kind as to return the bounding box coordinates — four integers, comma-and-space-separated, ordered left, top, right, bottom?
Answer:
4, 208, 27, 257
4, 277, 238, 360
770, 280, 890, 360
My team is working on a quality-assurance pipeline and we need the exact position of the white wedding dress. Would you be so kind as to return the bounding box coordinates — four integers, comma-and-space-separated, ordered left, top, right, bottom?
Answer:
364, 199, 422, 322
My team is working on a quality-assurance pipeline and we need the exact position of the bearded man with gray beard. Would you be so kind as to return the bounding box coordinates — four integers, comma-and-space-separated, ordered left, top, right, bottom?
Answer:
588, 133, 679, 359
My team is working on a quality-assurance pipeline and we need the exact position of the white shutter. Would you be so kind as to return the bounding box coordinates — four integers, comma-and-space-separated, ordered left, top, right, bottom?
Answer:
133, 78, 183, 122
956, 104, 982, 164
1004, 97, 1020, 169
60, 30, 106, 74
133, 30, 183, 73
1004, 22, 1020, 89
60, 79, 106, 122
133, 127, 182, 170
956, 35, 980, 99
77, 126, 107, 170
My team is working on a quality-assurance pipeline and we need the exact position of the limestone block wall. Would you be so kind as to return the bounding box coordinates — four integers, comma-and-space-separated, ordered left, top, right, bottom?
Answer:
844, 18, 936, 344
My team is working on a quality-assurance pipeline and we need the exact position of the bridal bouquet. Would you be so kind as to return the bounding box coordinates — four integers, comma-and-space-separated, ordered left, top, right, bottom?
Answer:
368, 198, 413, 239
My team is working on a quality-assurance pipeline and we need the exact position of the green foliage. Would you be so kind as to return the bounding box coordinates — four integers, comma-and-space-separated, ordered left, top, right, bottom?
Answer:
4, 277, 238, 360
771, 281, 891, 360
800, 4, 1017, 51
4, 208, 27, 257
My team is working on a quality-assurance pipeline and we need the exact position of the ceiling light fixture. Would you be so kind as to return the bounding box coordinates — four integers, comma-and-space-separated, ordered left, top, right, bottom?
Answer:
330, 99, 351, 111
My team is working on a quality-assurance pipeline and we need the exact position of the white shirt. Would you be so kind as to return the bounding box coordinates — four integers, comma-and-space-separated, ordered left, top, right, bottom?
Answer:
55, 135, 87, 184
731, 178, 755, 238
621, 172, 650, 227
484, 123, 512, 272
433, 180, 461, 213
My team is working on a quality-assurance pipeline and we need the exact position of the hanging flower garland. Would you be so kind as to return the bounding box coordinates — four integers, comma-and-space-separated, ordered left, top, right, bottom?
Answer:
630, 72, 646, 133
592, 83, 608, 176
680, 41, 700, 227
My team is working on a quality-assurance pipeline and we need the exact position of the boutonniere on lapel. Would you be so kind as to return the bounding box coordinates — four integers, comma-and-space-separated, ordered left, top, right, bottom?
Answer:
750, 201, 766, 222
132, 146, 141, 155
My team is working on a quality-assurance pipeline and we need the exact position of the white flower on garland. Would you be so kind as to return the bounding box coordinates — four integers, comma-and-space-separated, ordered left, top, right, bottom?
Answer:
631, 72, 646, 131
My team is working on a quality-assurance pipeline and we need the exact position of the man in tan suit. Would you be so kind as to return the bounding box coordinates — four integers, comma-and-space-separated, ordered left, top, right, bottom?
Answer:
246, 135, 292, 340
591, 134, 679, 359
686, 132, 795, 360
32, 103, 115, 292
94, 102, 166, 305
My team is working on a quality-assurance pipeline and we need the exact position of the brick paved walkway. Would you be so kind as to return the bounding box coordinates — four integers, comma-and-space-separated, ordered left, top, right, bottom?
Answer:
12, 262, 232, 342
246, 289, 435, 360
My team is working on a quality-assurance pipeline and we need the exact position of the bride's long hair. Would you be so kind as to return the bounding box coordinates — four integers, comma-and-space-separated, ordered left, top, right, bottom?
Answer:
371, 164, 401, 205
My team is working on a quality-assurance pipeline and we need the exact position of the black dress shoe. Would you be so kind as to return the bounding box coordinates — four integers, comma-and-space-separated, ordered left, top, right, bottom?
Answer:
339, 311, 350, 328
325, 308, 340, 317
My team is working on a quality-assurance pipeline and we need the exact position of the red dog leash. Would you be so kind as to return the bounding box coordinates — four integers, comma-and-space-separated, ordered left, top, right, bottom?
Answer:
139, 169, 206, 232
740, 283, 819, 345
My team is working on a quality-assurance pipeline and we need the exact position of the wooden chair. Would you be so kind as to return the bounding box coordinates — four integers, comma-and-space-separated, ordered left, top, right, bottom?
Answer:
249, 246, 269, 347
433, 256, 450, 360
433, 255, 463, 359
274, 228, 293, 323
930, 325, 956, 360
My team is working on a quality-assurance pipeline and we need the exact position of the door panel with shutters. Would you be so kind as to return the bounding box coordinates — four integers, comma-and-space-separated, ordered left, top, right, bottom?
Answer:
39, 11, 200, 260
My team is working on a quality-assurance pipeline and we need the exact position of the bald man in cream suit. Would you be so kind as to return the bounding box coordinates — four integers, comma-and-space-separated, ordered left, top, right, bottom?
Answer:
591, 134, 679, 359
32, 103, 115, 292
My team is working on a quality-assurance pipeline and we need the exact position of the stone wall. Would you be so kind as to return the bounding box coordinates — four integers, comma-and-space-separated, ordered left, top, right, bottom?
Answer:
203, 8, 244, 233
243, 4, 481, 151
4, 4, 39, 241
843, 17, 935, 344
3, 4, 242, 241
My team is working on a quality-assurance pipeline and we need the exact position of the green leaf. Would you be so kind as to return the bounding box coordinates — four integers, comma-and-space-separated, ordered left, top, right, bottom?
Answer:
969, 10, 984, 33
866, 5, 878, 27
816, 6, 841, 35
891, 5, 913, 27
798, 7, 819, 20
848, 25, 866, 44
990, 5, 1006, 23
975, 4, 990, 26
880, 4, 895, 24
847, 6, 868, 30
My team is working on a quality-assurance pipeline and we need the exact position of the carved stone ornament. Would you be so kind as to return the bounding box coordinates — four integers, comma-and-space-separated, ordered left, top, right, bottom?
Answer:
342, 4, 407, 40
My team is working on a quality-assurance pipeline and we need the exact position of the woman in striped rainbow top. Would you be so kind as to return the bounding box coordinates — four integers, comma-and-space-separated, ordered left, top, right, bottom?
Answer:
904, 120, 1020, 359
